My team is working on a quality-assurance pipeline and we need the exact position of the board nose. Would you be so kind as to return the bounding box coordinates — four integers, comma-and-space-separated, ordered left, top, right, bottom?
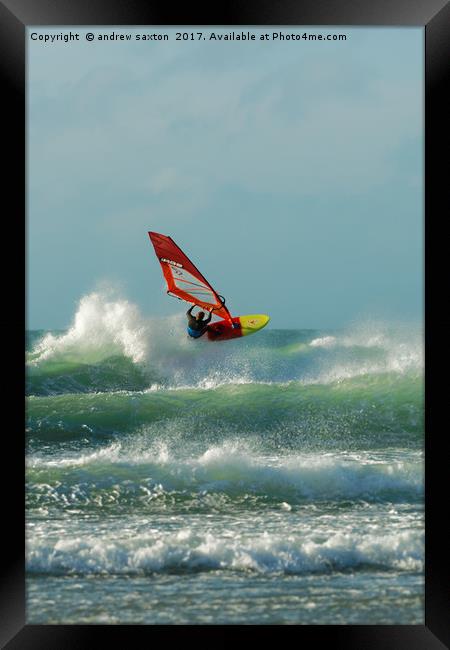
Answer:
239, 314, 270, 331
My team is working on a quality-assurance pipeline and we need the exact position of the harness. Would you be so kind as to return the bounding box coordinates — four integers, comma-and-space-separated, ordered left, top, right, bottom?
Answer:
187, 326, 207, 339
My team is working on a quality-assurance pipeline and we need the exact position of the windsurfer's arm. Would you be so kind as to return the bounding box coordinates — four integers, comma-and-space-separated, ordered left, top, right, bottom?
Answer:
186, 305, 195, 316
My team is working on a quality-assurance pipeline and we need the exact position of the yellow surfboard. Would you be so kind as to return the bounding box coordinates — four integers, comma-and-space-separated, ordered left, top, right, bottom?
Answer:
239, 314, 270, 336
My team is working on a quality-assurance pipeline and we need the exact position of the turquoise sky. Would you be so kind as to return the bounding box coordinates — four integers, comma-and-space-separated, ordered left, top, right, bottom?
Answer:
27, 27, 423, 329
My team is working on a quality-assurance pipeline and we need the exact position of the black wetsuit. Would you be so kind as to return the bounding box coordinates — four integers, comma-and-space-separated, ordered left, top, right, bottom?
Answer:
186, 306, 212, 338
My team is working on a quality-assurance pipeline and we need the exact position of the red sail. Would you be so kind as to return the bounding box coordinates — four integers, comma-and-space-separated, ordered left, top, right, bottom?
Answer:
148, 232, 232, 322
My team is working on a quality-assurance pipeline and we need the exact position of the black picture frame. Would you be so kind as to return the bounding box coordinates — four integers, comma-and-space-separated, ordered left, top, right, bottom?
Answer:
4, 0, 449, 647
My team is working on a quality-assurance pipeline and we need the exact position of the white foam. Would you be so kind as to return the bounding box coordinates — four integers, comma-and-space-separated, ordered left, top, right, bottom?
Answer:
27, 525, 424, 576
29, 288, 150, 365
28, 443, 423, 501
306, 322, 423, 384
309, 336, 337, 348
27, 443, 122, 469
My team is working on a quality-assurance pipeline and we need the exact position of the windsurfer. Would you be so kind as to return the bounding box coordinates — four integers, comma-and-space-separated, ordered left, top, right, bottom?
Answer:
186, 305, 215, 338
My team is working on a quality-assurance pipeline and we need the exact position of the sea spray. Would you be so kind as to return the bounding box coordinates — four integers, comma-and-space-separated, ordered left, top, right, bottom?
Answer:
28, 290, 150, 365
27, 290, 423, 395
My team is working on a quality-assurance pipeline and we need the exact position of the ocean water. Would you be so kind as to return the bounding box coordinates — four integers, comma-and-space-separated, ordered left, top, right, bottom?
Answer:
26, 291, 424, 624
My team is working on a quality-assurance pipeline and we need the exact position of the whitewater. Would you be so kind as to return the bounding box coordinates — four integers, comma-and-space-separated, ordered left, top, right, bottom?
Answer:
26, 290, 424, 624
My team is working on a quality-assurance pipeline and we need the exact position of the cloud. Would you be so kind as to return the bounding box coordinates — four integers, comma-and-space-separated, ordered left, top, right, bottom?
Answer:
29, 30, 422, 219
